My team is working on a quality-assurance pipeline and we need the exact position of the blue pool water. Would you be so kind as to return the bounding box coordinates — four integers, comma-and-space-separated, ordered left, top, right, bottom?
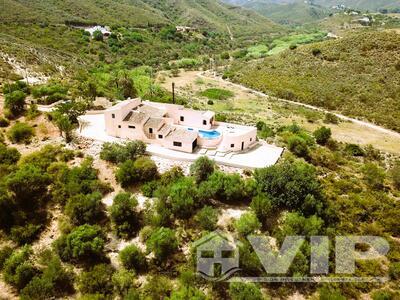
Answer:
188, 128, 221, 139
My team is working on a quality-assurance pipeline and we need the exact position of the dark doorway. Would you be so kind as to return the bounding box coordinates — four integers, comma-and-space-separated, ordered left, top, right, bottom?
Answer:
192, 139, 198, 151
241, 142, 244, 150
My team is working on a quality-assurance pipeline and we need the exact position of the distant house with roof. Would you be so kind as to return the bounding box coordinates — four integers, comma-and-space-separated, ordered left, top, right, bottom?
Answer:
84, 26, 111, 38
176, 26, 196, 33
104, 99, 257, 153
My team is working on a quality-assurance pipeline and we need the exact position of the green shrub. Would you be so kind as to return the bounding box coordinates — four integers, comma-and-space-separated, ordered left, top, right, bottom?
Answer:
169, 177, 198, 219
54, 224, 105, 262
168, 286, 207, 300
324, 113, 340, 124
112, 269, 135, 297
119, 245, 147, 272
0, 246, 13, 270
141, 180, 159, 197
220, 52, 230, 60
78, 264, 114, 296
7, 122, 34, 144
198, 171, 247, 203
5, 90, 26, 116
234, 212, 261, 236
190, 156, 215, 183
142, 275, 172, 299
344, 144, 365, 156
391, 163, 400, 190
228, 282, 263, 300
100, 141, 146, 164
318, 286, 346, 300
0, 143, 21, 165
109, 192, 139, 238
195, 206, 218, 231
362, 163, 386, 190
314, 126, 332, 145
215, 113, 227, 122
250, 193, 272, 223
0, 117, 10, 127
3, 246, 37, 290
20, 256, 74, 300
65, 192, 105, 225
116, 157, 158, 187
389, 261, 400, 280
372, 290, 397, 300
10, 224, 42, 245
254, 160, 323, 213
287, 135, 309, 158
92, 30, 104, 42
146, 227, 178, 261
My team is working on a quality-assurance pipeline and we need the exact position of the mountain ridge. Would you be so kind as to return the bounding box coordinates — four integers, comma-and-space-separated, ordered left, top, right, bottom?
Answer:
0, 0, 281, 36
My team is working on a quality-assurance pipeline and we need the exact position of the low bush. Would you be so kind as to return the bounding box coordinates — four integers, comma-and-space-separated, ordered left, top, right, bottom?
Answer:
195, 206, 218, 231
119, 245, 147, 272
234, 212, 261, 236
7, 122, 34, 144
54, 224, 105, 262
228, 282, 264, 300
3, 246, 37, 290
100, 141, 146, 164
78, 264, 114, 296
0, 246, 13, 270
344, 144, 365, 157
0, 117, 10, 127
65, 192, 105, 226
10, 224, 42, 245
190, 156, 215, 184
109, 192, 140, 238
314, 126, 332, 145
146, 227, 178, 261
115, 157, 158, 187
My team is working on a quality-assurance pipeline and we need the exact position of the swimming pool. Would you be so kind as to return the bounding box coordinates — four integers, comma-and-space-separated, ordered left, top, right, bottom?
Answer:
188, 128, 221, 139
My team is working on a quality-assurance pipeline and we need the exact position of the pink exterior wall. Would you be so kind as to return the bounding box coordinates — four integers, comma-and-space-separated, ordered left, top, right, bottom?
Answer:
104, 99, 257, 154
142, 101, 214, 129
104, 99, 141, 137
162, 139, 194, 153
218, 124, 257, 152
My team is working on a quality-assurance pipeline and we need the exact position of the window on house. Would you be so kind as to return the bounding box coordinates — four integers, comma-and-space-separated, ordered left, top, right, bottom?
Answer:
129, 126, 135, 129
112, 114, 115, 119
158, 135, 163, 139
203, 120, 207, 125
118, 125, 121, 128
180, 116, 184, 122
250, 138, 252, 142
173, 141, 182, 147
231, 144, 234, 148
149, 128, 153, 134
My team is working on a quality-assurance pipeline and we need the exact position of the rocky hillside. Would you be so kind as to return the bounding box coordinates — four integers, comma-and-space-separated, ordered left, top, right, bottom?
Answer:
222, 0, 330, 25
1, 0, 280, 35
228, 30, 400, 131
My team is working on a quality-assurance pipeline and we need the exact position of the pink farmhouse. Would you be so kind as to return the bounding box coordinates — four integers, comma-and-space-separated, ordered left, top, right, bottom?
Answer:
105, 98, 257, 153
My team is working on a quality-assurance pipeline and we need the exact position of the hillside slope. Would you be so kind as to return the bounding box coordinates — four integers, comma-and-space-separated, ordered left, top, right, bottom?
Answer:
228, 31, 400, 131
314, 0, 400, 11
0, 0, 281, 35
235, 1, 330, 25
145, 0, 281, 35
0, 0, 168, 27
